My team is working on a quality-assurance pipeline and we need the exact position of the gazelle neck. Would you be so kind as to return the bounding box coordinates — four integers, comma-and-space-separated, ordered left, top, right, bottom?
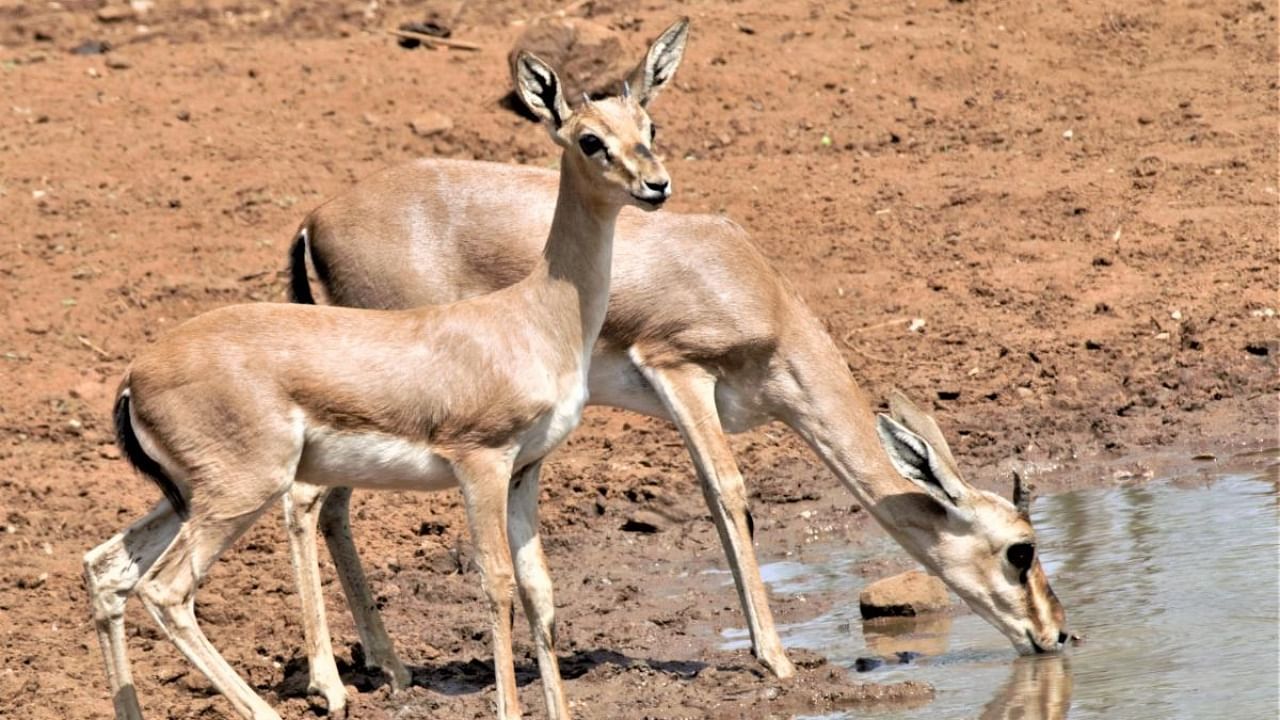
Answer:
536, 151, 621, 354
785, 361, 952, 570
778, 322, 913, 512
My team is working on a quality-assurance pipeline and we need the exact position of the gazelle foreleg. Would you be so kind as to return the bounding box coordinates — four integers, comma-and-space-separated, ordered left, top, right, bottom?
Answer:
454, 451, 524, 720
281, 484, 348, 716
84, 502, 184, 720
315, 486, 412, 689
636, 360, 796, 679
507, 461, 570, 719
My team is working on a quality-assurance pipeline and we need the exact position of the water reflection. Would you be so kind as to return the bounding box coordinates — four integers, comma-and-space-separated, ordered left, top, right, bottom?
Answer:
1034, 467, 1280, 719
978, 656, 1073, 720
862, 615, 952, 658
737, 458, 1279, 720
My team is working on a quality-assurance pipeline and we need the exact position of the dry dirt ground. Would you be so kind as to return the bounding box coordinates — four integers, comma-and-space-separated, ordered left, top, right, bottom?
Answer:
0, 0, 1276, 718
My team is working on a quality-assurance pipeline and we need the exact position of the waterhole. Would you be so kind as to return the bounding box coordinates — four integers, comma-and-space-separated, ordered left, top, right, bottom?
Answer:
721, 454, 1279, 719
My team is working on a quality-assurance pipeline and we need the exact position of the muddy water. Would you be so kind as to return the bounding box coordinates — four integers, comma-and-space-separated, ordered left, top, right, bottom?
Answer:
721, 456, 1280, 719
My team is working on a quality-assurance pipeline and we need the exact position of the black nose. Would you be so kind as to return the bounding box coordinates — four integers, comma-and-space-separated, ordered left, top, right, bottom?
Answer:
1057, 631, 1069, 645
644, 179, 669, 194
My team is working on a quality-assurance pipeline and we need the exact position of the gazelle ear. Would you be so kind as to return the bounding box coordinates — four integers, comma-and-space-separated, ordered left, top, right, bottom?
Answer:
887, 389, 961, 478
514, 51, 572, 132
626, 17, 689, 107
876, 414, 973, 515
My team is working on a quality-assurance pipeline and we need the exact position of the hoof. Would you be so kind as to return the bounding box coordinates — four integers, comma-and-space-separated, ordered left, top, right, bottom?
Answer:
761, 653, 796, 680
308, 681, 348, 719
382, 660, 412, 692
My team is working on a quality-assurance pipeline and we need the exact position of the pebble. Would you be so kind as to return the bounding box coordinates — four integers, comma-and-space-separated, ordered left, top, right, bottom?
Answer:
853, 657, 883, 672
18, 573, 48, 589
71, 40, 110, 56
410, 111, 453, 138
620, 510, 665, 533
96, 5, 135, 23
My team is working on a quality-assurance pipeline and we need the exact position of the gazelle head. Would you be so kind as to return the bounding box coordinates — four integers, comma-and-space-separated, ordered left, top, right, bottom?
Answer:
874, 391, 1068, 655
513, 18, 689, 211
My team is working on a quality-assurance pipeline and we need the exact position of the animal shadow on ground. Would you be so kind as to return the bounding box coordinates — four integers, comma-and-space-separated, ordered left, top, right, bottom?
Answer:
274, 646, 708, 701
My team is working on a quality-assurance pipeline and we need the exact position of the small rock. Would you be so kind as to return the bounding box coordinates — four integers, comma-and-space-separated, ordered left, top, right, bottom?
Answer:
98, 444, 121, 460
410, 111, 453, 138
17, 573, 48, 589
620, 510, 665, 533
70, 40, 111, 55
853, 657, 883, 672
105, 56, 131, 70
508, 18, 630, 103
176, 110, 191, 122
859, 570, 949, 620
96, 5, 135, 23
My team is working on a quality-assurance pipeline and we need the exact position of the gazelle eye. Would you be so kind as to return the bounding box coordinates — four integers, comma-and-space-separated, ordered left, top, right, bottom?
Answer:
578, 134, 604, 156
1006, 543, 1035, 573
649, 123, 658, 143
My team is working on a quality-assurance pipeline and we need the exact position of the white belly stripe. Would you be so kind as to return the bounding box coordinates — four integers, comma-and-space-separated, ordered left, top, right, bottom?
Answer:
296, 425, 458, 492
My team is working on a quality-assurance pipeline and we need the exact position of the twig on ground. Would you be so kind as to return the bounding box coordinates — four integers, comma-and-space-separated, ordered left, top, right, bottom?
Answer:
841, 317, 911, 341
77, 335, 112, 360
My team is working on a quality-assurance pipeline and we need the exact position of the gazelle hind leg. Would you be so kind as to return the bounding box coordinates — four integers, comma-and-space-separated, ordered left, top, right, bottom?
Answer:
317, 486, 411, 689
282, 484, 347, 716
638, 361, 795, 679
453, 451, 523, 720
135, 483, 291, 720
508, 462, 570, 719
84, 502, 184, 720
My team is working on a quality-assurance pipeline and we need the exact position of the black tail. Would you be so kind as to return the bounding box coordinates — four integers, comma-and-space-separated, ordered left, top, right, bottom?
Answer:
287, 227, 316, 305
114, 390, 188, 519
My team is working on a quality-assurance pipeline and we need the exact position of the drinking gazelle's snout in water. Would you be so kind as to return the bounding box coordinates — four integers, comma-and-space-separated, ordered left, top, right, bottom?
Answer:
875, 392, 1069, 655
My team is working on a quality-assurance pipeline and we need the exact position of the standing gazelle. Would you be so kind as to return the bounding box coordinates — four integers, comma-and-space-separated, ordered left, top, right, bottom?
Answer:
83, 44, 680, 720
283, 18, 1069, 694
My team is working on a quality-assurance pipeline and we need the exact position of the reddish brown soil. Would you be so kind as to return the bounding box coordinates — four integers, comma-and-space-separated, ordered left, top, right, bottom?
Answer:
0, 1, 1275, 718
